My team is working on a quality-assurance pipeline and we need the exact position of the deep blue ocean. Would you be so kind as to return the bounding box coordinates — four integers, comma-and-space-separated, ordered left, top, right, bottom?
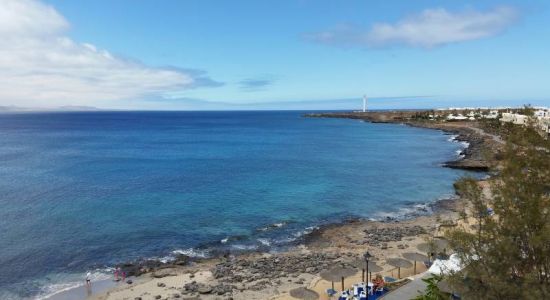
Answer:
0, 111, 472, 299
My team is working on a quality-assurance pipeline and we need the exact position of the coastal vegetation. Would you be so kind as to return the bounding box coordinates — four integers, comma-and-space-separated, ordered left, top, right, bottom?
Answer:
479, 117, 550, 149
412, 275, 446, 300
445, 123, 550, 298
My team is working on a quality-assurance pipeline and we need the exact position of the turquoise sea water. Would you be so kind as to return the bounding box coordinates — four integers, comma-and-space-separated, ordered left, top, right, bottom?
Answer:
0, 111, 472, 299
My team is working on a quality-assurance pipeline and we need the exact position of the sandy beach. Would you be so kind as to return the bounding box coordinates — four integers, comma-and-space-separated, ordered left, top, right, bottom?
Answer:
79, 114, 502, 300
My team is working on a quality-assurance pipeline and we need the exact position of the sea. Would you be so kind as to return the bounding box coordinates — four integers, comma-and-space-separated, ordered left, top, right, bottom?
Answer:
0, 111, 475, 299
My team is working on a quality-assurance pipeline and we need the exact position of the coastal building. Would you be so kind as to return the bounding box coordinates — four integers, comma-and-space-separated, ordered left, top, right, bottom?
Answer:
501, 113, 528, 125
483, 110, 499, 119
538, 117, 550, 137
446, 114, 468, 121
534, 109, 549, 118
498, 108, 549, 138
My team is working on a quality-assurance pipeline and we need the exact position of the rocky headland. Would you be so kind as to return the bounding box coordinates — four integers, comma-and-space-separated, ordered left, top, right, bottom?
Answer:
305, 111, 503, 171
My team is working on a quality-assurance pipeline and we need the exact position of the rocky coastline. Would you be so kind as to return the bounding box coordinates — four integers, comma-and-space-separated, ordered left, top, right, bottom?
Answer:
90, 111, 501, 300
305, 111, 501, 172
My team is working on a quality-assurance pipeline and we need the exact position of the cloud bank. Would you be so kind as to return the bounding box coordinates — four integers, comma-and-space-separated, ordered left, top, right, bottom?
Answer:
238, 76, 276, 92
306, 6, 519, 48
0, 0, 216, 107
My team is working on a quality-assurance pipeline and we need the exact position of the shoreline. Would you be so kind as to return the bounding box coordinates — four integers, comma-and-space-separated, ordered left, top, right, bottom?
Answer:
48, 112, 500, 300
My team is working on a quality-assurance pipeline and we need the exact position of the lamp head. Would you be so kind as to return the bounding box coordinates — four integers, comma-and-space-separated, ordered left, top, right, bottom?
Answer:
363, 251, 372, 261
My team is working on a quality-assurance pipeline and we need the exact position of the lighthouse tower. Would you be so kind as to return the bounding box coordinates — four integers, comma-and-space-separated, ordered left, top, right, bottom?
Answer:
362, 95, 368, 112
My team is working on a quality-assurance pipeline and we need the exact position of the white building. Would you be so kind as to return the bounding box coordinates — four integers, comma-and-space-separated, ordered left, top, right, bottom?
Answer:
501, 113, 528, 125
446, 114, 468, 121
537, 117, 550, 136
483, 110, 499, 119
534, 109, 549, 118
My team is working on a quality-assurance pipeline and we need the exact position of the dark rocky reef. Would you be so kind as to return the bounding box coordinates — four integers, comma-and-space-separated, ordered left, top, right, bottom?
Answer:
117, 253, 191, 277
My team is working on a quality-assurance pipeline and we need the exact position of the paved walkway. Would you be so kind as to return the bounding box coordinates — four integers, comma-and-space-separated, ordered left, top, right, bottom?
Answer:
379, 273, 431, 300
468, 127, 505, 145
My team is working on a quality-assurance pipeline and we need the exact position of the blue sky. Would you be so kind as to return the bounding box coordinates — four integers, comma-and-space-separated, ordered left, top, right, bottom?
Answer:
1, 0, 549, 110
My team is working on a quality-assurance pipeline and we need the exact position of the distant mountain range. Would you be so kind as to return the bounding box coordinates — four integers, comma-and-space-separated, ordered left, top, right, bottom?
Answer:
0, 105, 101, 112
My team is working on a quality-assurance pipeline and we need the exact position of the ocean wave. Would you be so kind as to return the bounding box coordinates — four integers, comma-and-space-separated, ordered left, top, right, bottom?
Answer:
171, 248, 209, 258
257, 238, 272, 247
448, 134, 469, 149
447, 134, 459, 142
36, 281, 83, 300
372, 202, 435, 221
256, 221, 289, 232
218, 234, 248, 245
156, 248, 211, 263
34, 269, 111, 300
230, 244, 258, 251
292, 226, 318, 238
271, 236, 298, 244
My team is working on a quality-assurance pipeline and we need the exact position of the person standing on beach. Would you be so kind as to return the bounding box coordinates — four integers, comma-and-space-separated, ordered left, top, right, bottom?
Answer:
121, 271, 126, 282
114, 267, 119, 281
85, 272, 92, 287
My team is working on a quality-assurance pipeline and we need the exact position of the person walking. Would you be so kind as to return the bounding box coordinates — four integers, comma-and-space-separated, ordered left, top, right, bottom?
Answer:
85, 272, 92, 287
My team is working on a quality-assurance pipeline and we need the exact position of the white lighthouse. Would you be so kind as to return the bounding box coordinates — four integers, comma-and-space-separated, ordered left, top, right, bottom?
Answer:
362, 95, 368, 112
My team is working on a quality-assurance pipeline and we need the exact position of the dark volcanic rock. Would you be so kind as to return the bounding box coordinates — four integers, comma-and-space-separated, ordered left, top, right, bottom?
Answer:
443, 159, 489, 171
211, 253, 334, 285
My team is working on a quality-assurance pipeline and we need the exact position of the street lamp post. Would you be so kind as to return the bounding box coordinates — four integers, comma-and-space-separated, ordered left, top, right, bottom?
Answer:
364, 251, 372, 299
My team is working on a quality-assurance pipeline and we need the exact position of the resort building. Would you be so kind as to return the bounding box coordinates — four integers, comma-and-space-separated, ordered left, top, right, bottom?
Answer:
446, 114, 468, 121
498, 107, 550, 138
483, 110, 499, 119
501, 113, 528, 125
538, 117, 550, 137
534, 109, 549, 118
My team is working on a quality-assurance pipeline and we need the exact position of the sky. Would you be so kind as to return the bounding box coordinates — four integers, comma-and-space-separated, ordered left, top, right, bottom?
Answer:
1, 0, 550, 110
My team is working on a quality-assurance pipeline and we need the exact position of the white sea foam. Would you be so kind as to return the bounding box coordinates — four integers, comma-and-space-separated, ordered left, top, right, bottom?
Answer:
372, 202, 434, 220
459, 141, 470, 148
231, 244, 258, 251
257, 238, 272, 246
172, 248, 209, 258
448, 134, 469, 150
273, 236, 298, 244
257, 221, 288, 232
35, 281, 83, 300
447, 134, 459, 142
35, 269, 111, 300
292, 226, 318, 238
220, 237, 229, 244
159, 247, 209, 263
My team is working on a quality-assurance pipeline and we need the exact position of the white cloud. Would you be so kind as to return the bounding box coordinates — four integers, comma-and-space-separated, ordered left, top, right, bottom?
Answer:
306, 6, 519, 48
0, 0, 212, 108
